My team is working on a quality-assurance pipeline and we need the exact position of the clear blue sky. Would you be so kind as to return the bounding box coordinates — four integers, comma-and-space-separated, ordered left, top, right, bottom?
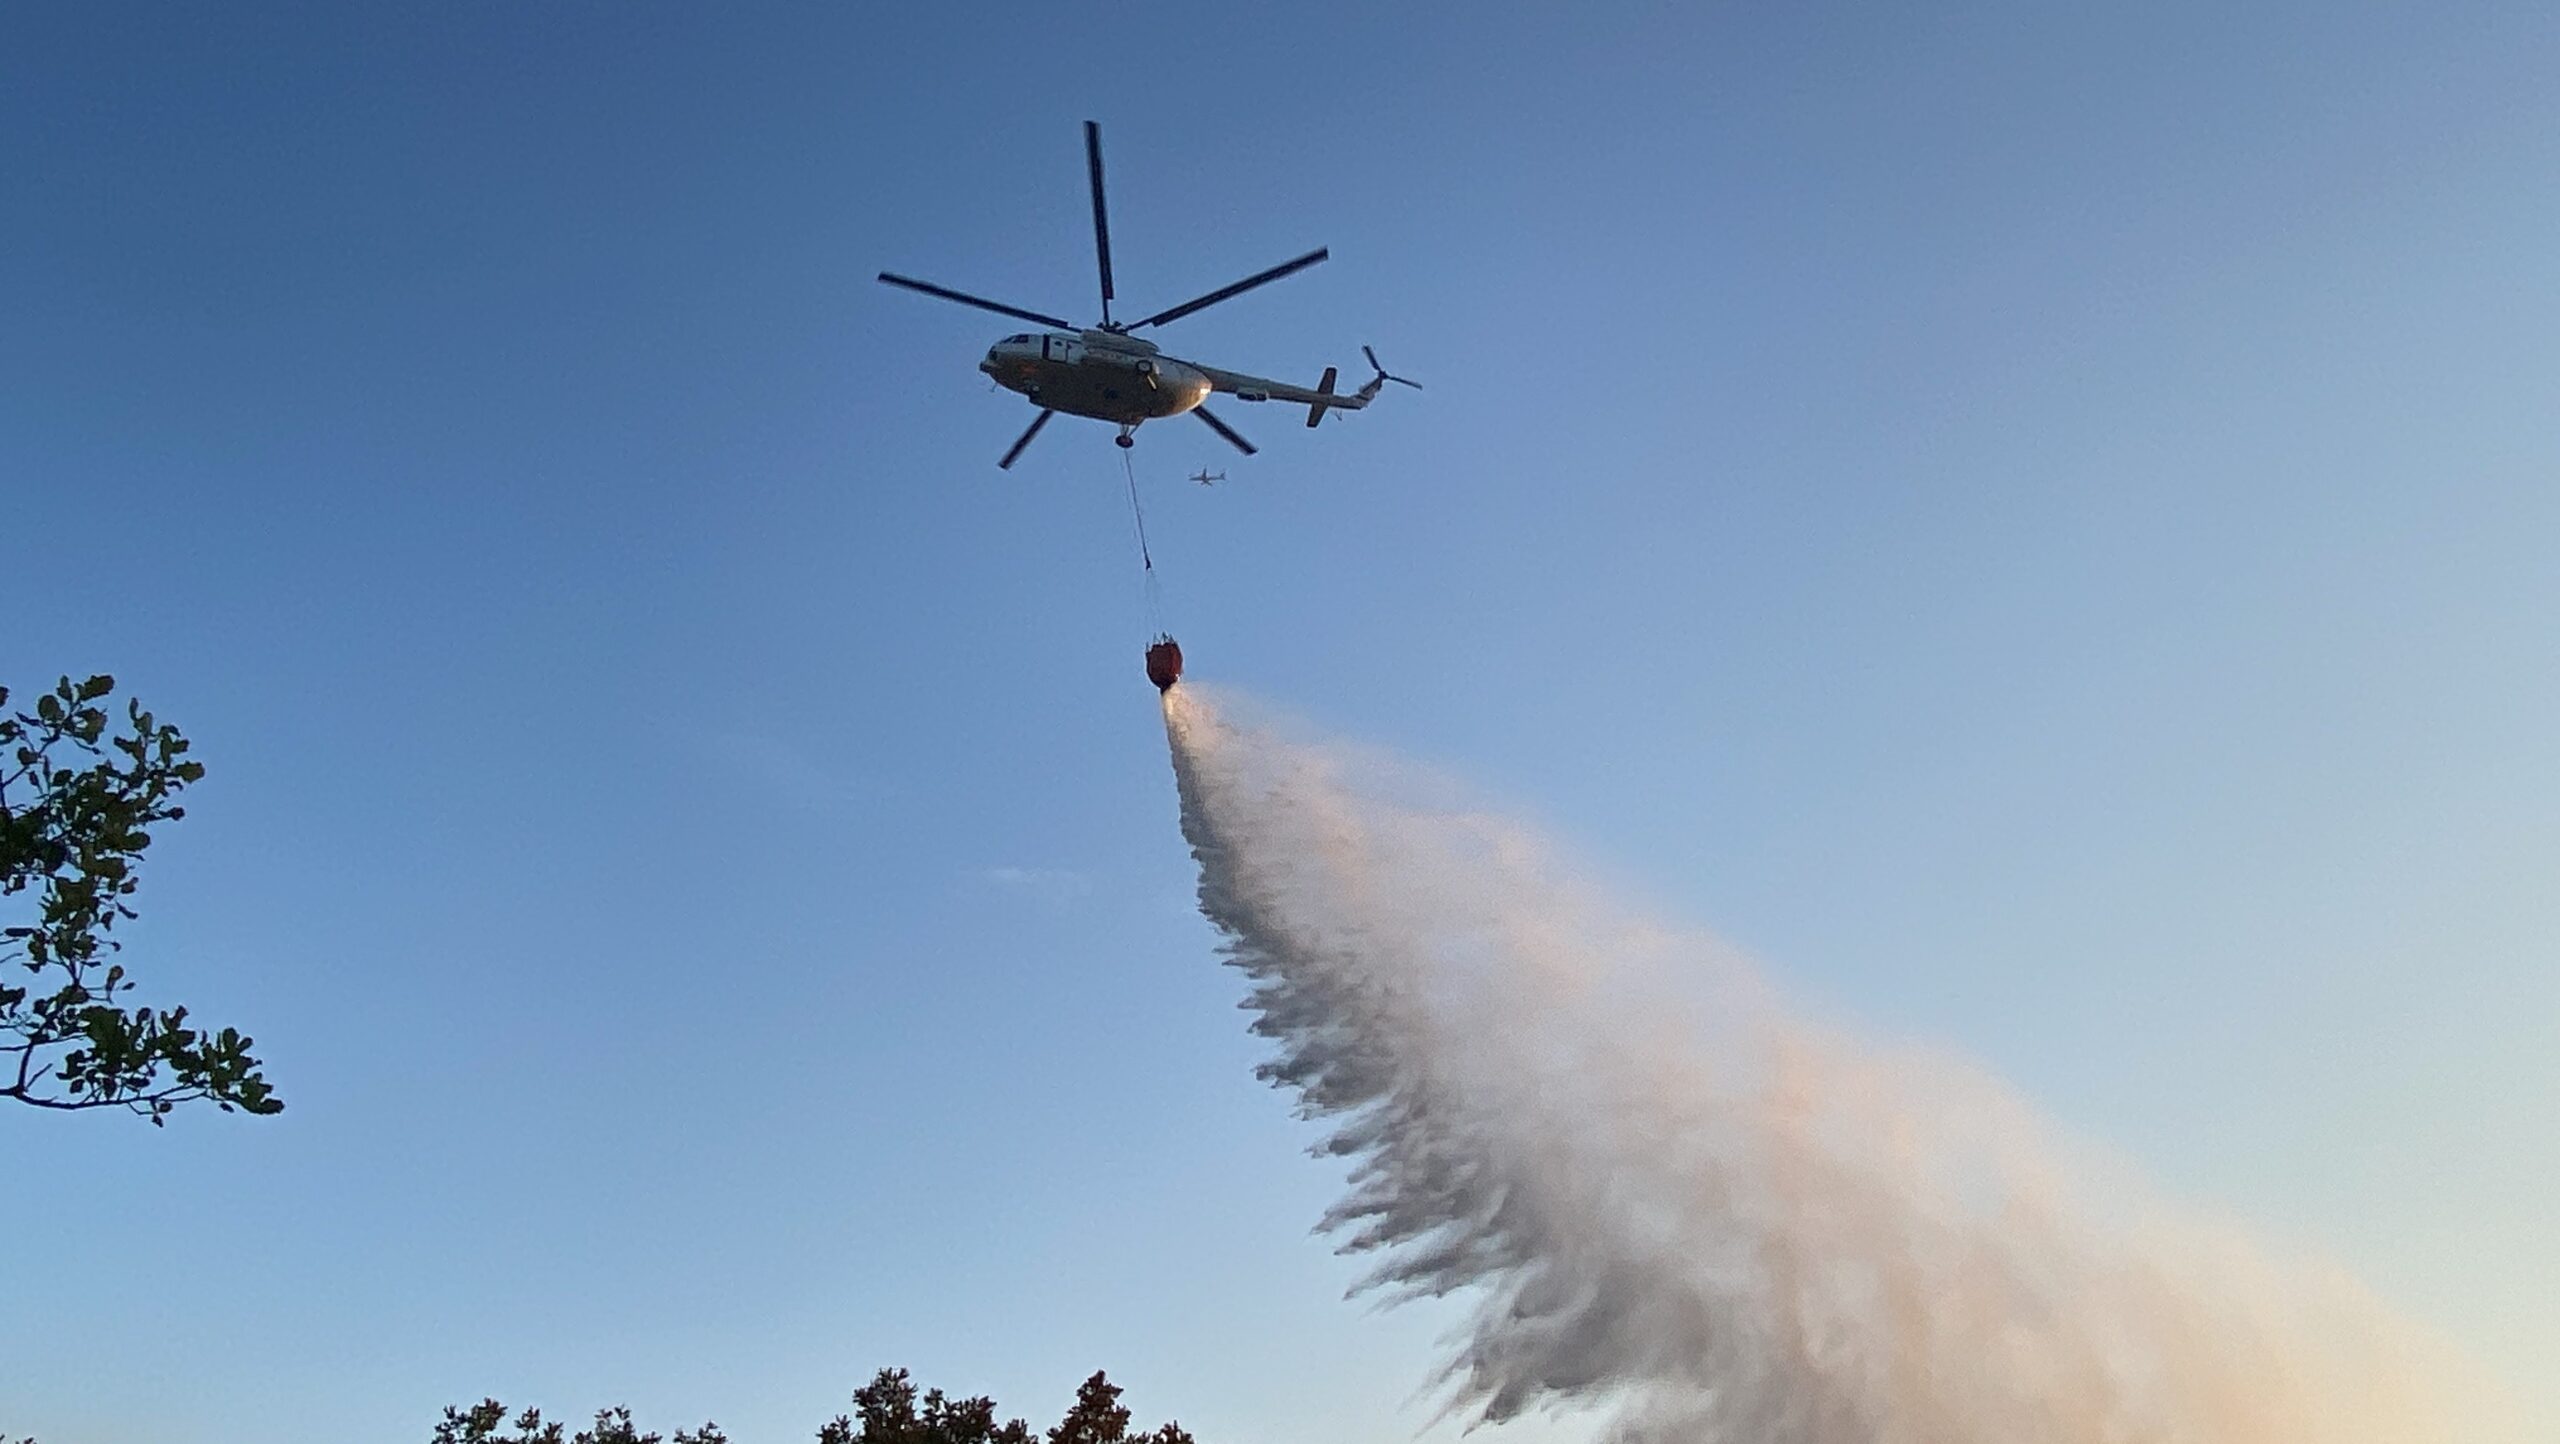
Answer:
6, 4, 2554, 1440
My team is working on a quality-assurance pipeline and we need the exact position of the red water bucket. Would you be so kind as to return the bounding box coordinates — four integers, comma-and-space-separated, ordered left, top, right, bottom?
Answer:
1144, 636, 1183, 691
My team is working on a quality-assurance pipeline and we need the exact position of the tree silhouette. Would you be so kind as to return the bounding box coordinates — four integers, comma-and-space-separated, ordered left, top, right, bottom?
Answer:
818, 1368, 1036, 1444
1, 674, 279, 1121
432, 1400, 727, 1444
442, 1366, 1193, 1444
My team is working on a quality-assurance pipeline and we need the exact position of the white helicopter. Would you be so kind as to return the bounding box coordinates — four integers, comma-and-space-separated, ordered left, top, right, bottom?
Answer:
880, 122, 1418, 470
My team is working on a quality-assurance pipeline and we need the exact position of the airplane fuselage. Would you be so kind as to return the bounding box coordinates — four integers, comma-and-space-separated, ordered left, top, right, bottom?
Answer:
980, 329, 1211, 425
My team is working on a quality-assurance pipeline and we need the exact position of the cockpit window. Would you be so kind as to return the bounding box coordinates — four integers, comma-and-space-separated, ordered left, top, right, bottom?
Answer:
1005, 333, 1031, 343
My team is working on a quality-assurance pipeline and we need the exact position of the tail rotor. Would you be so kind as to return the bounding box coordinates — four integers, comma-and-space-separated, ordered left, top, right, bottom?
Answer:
1363, 345, 1422, 391
1348, 344, 1421, 407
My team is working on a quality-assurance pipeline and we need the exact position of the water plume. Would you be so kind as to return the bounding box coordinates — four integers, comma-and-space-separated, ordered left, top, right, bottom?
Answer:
1162, 686, 2506, 1444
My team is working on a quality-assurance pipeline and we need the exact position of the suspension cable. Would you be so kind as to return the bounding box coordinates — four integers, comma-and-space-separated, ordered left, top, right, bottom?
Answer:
1121, 445, 1153, 573
1121, 446, 1165, 634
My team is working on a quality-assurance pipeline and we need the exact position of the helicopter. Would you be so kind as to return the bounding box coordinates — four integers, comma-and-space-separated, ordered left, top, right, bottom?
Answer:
879, 122, 1418, 470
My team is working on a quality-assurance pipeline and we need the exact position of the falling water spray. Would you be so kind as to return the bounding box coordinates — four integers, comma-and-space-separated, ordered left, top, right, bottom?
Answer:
1161, 685, 2508, 1444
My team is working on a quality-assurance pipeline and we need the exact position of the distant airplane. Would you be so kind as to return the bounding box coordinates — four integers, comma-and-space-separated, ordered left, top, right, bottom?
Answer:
1189, 469, 1225, 486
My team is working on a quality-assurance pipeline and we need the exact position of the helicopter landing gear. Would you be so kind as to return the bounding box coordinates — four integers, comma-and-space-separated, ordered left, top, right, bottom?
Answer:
1115, 425, 1137, 450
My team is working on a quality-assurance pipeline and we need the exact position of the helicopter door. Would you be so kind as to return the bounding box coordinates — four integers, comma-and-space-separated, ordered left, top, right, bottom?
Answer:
1044, 335, 1083, 364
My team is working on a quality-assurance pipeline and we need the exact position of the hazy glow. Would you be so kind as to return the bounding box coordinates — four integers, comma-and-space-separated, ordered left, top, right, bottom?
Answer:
1166, 686, 2515, 1444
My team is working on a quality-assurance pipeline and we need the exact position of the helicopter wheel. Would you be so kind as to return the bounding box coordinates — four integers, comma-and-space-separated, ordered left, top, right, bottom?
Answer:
1114, 433, 1135, 450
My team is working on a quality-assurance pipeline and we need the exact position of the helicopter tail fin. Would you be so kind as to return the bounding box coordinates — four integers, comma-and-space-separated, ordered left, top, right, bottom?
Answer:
1304, 366, 1339, 428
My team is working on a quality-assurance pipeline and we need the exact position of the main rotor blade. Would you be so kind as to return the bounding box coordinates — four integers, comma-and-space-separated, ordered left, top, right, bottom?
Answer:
1130, 247, 1329, 330
1193, 404, 1258, 456
998, 409, 1056, 470
878, 273, 1077, 331
1085, 121, 1115, 326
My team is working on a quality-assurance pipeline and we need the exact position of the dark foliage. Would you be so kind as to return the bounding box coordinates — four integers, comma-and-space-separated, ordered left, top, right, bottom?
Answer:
1, 674, 279, 1121
816, 1368, 1037, 1444
432, 1400, 728, 1444
444, 1366, 1195, 1444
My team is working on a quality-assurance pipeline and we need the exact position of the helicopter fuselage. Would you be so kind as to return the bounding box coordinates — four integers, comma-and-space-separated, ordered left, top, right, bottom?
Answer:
980, 329, 1211, 425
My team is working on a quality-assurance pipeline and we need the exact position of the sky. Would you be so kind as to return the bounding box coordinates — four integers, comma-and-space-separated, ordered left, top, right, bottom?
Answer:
4, 3, 2556, 1441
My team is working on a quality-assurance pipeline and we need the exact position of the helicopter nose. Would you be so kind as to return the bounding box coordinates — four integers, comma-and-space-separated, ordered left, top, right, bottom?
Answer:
979, 350, 1001, 374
